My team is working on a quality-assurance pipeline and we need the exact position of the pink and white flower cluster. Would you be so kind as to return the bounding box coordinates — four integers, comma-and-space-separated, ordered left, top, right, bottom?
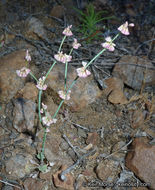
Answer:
25, 50, 31, 62
101, 21, 134, 52
63, 25, 73, 36
42, 114, 57, 127
58, 90, 71, 100
76, 62, 91, 78
40, 104, 57, 127
16, 67, 30, 78
72, 38, 81, 49
118, 21, 134, 35
40, 103, 47, 114
101, 37, 116, 52
54, 51, 72, 63
36, 76, 47, 90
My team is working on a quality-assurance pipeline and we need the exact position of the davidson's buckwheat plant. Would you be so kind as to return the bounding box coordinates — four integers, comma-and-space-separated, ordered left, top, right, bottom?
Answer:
16, 21, 134, 173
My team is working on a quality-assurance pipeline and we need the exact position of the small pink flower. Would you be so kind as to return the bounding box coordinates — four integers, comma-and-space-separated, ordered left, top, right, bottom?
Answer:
16, 67, 30, 77
40, 108, 44, 114
76, 62, 91, 78
58, 90, 71, 100
65, 54, 72, 62
54, 51, 65, 63
42, 103, 47, 110
63, 25, 73, 36
45, 128, 50, 133
118, 21, 134, 35
42, 114, 57, 126
54, 51, 72, 63
101, 36, 116, 51
40, 103, 47, 113
36, 76, 47, 90
25, 50, 31, 62
72, 38, 81, 49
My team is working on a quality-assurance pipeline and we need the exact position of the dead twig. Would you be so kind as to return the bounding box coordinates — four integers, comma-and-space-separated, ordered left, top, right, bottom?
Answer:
59, 148, 96, 181
0, 179, 22, 189
134, 38, 155, 55
99, 139, 133, 160
69, 121, 90, 132
62, 134, 81, 158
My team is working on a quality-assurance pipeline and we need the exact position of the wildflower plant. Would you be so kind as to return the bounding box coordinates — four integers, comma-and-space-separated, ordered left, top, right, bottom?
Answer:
16, 21, 134, 173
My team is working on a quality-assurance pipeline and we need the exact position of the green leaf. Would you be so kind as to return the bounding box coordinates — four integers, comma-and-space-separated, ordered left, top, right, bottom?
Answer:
38, 164, 47, 173
74, 7, 85, 16
75, 2, 116, 42
37, 152, 45, 160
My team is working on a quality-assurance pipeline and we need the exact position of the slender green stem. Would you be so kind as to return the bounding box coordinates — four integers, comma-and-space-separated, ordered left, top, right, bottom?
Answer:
41, 128, 47, 163
69, 48, 73, 55
29, 72, 38, 82
64, 62, 68, 90
53, 100, 64, 119
38, 90, 42, 123
58, 36, 66, 52
45, 61, 57, 80
64, 48, 73, 90
85, 48, 106, 69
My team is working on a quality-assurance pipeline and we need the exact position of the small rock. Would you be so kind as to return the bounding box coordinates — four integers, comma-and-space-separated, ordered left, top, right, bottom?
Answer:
23, 178, 45, 190
25, 17, 47, 40
104, 77, 127, 104
86, 132, 99, 146
46, 64, 102, 111
12, 98, 36, 133
53, 165, 74, 190
130, 110, 145, 128
95, 160, 120, 182
112, 56, 155, 90
108, 89, 128, 104
5, 153, 37, 179
125, 137, 155, 189
104, 77, 124, 95
83, 143, 93, 151
0, 50, 29, 103
77, 128, 87, 138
